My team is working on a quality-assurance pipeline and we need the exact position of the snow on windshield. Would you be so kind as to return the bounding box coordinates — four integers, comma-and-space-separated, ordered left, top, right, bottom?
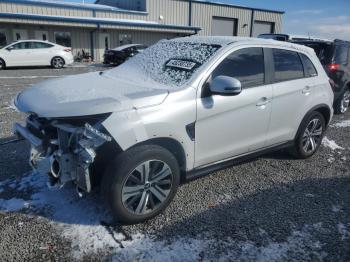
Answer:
118, 40, 221, 87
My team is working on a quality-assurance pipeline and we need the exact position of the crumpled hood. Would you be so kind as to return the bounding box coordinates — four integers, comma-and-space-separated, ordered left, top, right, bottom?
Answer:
15, 71, 169, 118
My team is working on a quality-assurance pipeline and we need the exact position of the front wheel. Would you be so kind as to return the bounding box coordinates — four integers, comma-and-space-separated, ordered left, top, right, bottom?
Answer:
102, 145, 180, 224
335, 88, 350, 114
51, 57, 65, 69
289, 111, 326, 159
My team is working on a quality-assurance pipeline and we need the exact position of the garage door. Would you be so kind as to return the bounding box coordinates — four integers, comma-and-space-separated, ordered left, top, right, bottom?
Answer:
253, 21, 275, 37
212, 17, 237, 36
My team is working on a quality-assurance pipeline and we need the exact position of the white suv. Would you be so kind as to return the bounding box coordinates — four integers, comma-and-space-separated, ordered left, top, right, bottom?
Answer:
14, 37, 334, 224
0, 40, 74, 69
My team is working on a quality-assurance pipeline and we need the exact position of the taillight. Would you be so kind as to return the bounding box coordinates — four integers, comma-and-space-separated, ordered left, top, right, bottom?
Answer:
327, 64, 340, 71
63, 48, 72, 52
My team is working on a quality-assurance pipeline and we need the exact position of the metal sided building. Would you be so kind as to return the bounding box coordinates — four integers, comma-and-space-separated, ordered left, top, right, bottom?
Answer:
0, 0, 284, 62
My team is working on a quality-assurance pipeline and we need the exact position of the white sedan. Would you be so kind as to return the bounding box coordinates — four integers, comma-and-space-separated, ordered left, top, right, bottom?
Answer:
0, 40, 74, 69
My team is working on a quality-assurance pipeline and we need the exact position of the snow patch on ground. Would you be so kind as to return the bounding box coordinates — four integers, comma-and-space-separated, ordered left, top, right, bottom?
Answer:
0, 172, 333, 260
2, 100, 18, 112
322, 137, 344, 151
0, 198, 29, 212
337, 223, 350, 241
332, 120, 350, 128
332, 205, 342, 213
110, 224, 327, 261
327, 157, 335, 163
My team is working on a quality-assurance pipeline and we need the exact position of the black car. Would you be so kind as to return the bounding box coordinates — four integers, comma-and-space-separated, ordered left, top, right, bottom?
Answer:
292, 39, 350, 114
103, 44, 147, 65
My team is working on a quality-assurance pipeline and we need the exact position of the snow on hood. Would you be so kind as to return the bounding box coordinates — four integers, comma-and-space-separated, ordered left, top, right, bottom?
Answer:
15, 71, 169, 118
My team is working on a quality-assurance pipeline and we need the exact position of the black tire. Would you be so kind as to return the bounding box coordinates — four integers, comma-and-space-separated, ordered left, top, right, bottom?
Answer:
334, 88, 350, 114
0, 58, 5, 70
102, 144, 180, 224
289, 111, 326, 159
51, 56, 65, 69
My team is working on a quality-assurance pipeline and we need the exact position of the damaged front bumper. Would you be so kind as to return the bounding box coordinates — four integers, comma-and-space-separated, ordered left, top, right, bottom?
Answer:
14, 115, 112, 193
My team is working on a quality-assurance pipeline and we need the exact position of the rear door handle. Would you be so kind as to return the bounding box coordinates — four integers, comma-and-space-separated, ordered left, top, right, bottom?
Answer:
256, 97, 270, 107
302, 86, 311, 95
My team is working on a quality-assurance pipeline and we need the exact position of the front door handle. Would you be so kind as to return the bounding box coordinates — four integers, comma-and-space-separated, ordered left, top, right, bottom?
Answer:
256, 97, 270, 108
302, 86, 311, 95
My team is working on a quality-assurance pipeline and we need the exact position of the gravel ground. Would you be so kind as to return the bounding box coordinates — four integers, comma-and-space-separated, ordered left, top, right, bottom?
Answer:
0, 66, 349, 261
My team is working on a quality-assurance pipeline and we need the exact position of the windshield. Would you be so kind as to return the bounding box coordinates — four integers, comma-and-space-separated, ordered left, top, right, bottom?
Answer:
114, 40, 221, 87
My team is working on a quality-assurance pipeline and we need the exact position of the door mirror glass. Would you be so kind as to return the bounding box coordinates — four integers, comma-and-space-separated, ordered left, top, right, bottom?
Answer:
210, 76, 242, 96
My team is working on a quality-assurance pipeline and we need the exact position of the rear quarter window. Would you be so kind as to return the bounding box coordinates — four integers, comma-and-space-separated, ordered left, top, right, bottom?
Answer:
273, 49, 304, 82
301, 54, 318, 77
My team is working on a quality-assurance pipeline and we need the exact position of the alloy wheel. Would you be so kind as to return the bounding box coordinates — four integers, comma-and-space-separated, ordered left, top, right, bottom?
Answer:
302, 118, 323, 154
121, 160, 173, 215
0, 60, 3, 69
52, 57, 64, 68
340, 90, 350, 113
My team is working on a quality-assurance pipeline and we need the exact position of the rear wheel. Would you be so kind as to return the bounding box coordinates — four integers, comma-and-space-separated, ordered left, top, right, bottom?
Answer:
0, 58, 5, 70
335, 88, 350, 114
102, 145, 180, 224
290, 111, 326, 159
51, 56, 65, 69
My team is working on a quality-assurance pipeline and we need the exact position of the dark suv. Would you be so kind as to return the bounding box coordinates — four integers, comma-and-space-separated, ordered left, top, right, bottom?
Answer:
292, 39, 350, 114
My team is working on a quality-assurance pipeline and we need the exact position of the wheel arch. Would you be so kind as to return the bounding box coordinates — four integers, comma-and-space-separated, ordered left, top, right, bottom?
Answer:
0, 57, 6, 68
131, 137, 187, 175
294, 104, 332, 140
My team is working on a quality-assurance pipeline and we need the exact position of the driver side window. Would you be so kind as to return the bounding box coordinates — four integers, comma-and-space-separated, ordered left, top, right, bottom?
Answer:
211, 47, 265, 88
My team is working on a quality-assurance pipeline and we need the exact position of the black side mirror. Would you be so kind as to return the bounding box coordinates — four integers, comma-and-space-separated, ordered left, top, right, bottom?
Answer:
210, 76, 242, 96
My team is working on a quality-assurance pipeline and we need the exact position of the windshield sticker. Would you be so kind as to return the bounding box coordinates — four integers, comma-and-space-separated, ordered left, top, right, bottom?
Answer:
166, 59, 198, 71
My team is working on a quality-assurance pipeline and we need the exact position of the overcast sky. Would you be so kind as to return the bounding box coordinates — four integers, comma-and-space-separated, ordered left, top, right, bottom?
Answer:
62, 0, 350, 40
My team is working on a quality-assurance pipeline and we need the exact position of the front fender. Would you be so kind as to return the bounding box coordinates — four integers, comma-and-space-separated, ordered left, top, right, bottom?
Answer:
102, 109, 149, 150
102, 88, 197, 171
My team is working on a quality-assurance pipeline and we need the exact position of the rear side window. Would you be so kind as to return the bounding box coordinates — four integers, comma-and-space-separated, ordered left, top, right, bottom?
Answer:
273, 49, 304, 82
32, 42, 53, 49
334, 46, 349, 64
301, 54, 318, 77
211, 47, 265, 88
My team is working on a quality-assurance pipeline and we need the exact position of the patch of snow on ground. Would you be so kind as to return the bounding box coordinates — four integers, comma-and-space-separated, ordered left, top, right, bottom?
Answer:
332, 205, 342, 213
327, 157, 335, 163
0, 173, 331, 260
332, 120, 350, 128
337, 223, 350, 241
322, 137, 344, 151
111, 224, 327, 261
0, 198, 29, 212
